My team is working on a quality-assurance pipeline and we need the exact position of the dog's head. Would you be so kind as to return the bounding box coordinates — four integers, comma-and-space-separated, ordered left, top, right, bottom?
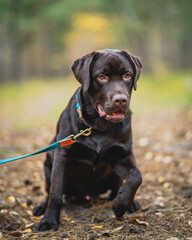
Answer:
72, 49, 142, 123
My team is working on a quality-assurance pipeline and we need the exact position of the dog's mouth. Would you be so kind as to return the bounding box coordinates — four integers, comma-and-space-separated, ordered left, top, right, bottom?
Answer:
96, 104, 125, 123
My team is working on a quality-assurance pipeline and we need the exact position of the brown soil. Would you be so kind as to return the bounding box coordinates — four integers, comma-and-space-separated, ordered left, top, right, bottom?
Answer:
0, 108, 192, 240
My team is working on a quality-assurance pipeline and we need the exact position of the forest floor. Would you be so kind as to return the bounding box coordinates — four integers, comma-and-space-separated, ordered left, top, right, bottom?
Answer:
0, 107, 192, 240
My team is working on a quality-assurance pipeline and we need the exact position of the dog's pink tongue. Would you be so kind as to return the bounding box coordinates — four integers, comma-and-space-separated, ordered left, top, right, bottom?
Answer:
106, 112, 124, 120
111, 112, 124, 117
97, 104, 106, 117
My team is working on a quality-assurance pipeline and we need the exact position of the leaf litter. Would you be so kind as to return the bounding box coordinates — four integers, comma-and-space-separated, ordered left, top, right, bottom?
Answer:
0, 108, 192, 239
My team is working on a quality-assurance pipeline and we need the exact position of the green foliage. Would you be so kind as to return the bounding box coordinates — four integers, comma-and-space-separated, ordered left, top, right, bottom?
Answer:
0, 0, 192, 81
1, 0, 192, 39
132, 72, 192, 113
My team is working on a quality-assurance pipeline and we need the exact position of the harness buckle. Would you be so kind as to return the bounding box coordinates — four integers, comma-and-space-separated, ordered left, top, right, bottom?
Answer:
73, 127, 92, 140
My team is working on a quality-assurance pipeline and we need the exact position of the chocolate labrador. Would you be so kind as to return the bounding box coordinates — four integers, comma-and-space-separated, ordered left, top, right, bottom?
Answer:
34, 49, 142, 231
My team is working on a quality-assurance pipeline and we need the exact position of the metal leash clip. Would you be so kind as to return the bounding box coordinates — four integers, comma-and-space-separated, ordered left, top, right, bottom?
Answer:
73, 127, 92, 140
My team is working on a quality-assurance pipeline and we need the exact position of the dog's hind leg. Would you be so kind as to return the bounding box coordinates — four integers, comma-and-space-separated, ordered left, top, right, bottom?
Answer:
33, 150, 53, 216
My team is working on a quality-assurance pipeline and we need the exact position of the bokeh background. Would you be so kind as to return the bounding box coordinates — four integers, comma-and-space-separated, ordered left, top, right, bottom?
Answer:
0, 1, 192, 239
1, 0, 192, 80
0, 0, 192, 132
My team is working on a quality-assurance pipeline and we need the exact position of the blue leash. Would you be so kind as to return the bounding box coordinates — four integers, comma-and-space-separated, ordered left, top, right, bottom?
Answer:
0, 89, 92, 165
0, 137, 73, 164
0, 127, 92, 165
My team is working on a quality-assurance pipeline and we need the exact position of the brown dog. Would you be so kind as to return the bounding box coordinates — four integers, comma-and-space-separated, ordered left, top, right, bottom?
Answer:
34, 49, 142, 231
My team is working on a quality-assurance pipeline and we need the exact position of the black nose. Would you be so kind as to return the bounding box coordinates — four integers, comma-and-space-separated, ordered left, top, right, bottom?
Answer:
113, 94, 128, 106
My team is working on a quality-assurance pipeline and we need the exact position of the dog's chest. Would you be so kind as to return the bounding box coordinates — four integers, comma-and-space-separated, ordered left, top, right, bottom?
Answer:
69, 131, 129, 164
67, 142, 126, 166
82, 131, 121, 152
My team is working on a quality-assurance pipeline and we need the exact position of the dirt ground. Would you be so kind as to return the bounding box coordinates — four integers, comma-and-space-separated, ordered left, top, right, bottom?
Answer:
0, 108, 192, 240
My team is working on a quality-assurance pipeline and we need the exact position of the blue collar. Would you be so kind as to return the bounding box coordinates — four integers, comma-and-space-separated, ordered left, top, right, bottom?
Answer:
75, 90, 83, 120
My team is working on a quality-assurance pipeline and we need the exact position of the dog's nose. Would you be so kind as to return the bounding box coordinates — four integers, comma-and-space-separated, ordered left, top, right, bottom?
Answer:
113, 94, 128, 106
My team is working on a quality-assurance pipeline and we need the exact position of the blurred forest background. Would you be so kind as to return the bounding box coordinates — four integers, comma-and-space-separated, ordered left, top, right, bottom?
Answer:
0, 0, 192, 131
0, 1, 192, 239
0, 0, 192, 81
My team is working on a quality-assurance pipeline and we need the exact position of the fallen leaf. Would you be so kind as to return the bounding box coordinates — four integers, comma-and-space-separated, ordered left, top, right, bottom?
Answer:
129, 216, 137, 221
30, 216, 40, 220
23, 228, 32, 233
26, 210, 33, 216
0, 209, 8, 214
9, 211, 20, 217
163, 182, 171, 188
7, 196, 16, 204
21, 202, 28, 208
63, 217, 71, 221
92, 225, 103, 229
25, 223, 34, 228
136, 219, 149, 227
111, 225, 123, 232
10, 231, 22, 237
130, 216, 149, 227
166, 238, 179, 240
155, 212, 162, 216
158, 176, 165, 183
31, 235, 39, 239
22, 218, 29, 225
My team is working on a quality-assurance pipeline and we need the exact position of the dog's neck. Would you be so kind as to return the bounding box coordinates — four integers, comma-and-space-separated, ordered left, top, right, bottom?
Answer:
77, 88, 131, 132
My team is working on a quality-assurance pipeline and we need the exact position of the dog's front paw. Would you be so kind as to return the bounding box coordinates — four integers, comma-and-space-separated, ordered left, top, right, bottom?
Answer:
36, 217, 59, 232
127, 200, 140, 213
112, 197, 127, 219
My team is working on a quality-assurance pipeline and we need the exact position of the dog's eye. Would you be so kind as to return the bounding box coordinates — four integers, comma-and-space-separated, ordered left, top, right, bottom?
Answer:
124, 72, 132, 81
97, 74, 107, 81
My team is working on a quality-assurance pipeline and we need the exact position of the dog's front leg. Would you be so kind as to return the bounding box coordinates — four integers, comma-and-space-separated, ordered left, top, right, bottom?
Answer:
112, 152, 142, 219
37, 149, 66, 231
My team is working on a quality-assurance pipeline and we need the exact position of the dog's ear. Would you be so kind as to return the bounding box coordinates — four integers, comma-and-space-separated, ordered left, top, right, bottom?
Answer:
121, 50, 142, 90
71, 51, 96, 93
